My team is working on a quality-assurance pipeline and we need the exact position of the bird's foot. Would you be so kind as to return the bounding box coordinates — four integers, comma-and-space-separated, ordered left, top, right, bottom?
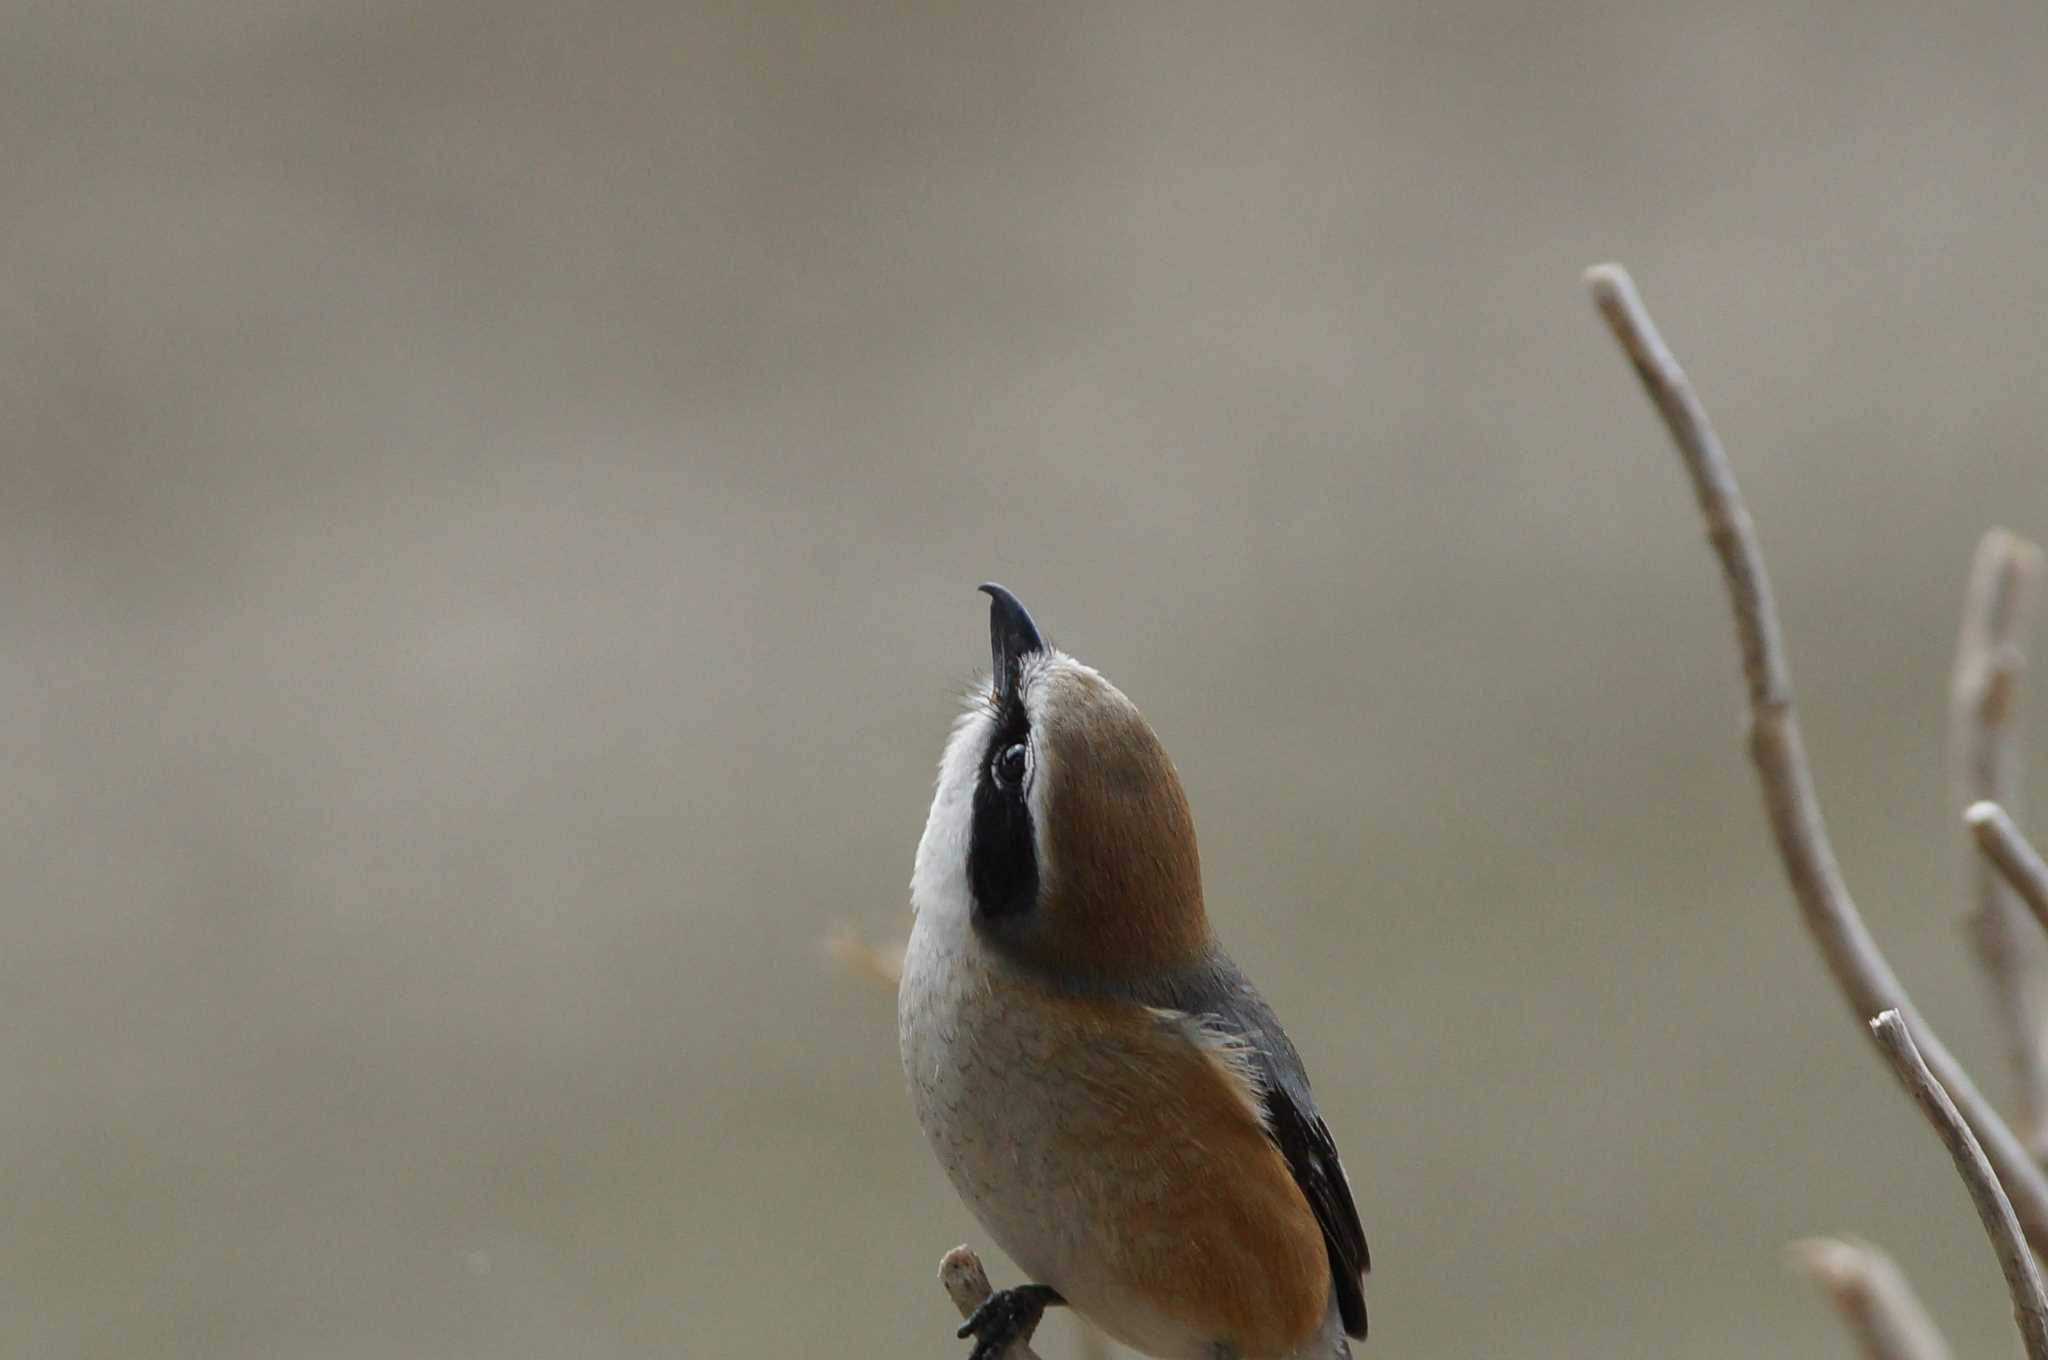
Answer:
957, 1284, 1064, 1360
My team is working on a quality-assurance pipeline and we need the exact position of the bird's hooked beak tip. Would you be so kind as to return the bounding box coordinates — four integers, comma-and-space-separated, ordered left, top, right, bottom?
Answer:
978, 582, 1044, 703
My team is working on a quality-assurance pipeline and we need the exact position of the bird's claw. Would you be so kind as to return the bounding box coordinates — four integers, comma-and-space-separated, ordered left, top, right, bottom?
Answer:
957, 1284, 1062, 1360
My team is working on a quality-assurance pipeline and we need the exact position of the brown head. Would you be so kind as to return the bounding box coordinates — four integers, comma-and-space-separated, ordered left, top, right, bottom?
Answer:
909, 585, 1212, 983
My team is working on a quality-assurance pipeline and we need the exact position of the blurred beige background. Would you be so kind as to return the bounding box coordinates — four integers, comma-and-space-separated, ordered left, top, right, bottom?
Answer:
5, 2, 2048, 1356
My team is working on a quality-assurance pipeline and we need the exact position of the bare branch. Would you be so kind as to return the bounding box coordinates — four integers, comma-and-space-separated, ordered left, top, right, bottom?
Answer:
1970, 803, 2048, 937
1787, 1235, 1952, 1360
939, 1246, 1045, 1360
823, 926, 906, 989
1869, 1010, 2048, 1359
1583, 261, 2048, 1254
1951, 531, 2048, 1152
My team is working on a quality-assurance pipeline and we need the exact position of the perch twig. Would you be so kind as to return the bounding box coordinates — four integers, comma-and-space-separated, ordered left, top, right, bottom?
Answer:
1583, 262, 2048, 1252
939, 1246, 1045, 1360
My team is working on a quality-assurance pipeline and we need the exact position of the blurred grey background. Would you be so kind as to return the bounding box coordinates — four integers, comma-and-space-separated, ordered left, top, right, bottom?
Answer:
5, 2, 2048, 1356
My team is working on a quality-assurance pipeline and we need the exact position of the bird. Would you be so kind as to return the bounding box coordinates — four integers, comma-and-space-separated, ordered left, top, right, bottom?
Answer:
900, 583, 1370, 1360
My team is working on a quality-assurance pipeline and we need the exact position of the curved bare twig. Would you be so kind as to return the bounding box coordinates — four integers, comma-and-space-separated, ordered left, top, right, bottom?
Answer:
1787, 1235, 1952, 1360
1970, 803, 2048, 940
1951, 531, 2047, 1153
1583, 262, 2048, 1253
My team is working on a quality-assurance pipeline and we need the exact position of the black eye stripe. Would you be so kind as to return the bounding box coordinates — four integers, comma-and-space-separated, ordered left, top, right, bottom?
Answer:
967, 710, 1037, 920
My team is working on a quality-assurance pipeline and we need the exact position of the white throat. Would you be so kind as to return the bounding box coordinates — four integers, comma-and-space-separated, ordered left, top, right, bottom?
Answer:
909, 697, 993, 928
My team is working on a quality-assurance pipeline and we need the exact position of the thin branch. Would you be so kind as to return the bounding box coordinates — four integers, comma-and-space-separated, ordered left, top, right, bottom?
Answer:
1970, 803, 2048, 938
1583, 261, 2048, 1254
823, 925, 906, 990
1951, 530, 2048, 1154
1787, 1235, 1953, 1360
939, 1246, 1045, 1360
1868, 1010, 2048, 1359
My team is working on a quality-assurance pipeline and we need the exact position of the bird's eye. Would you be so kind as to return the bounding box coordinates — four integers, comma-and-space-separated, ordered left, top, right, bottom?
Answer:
993, 742, 1027, 787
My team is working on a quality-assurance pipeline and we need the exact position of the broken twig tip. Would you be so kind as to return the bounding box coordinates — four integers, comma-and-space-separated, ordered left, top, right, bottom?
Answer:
1968, 801, 2006, 830
1582, 261, 1628, 293
1987, 527, 2046, 573
936, 1246, 1045, 1360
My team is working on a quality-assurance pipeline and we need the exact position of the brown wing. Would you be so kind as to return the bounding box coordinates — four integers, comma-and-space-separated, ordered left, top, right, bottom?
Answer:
1136, 953, 1371, 1340
1041, 995, 1335, 1358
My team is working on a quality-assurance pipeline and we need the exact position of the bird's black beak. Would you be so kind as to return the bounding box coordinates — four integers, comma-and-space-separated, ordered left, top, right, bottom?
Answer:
978, 583, 1044, 705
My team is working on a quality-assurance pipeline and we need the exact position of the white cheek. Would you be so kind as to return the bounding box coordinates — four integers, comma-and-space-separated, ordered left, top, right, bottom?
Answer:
911, 650, 1083, 927
910, 700, 992, 924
